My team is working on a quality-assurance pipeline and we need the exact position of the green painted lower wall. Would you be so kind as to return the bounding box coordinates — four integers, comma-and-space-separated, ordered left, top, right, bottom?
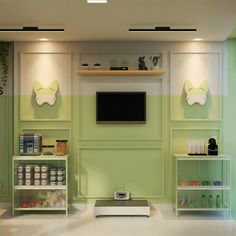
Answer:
0, 95, 11, 200
224, 39, 236, 218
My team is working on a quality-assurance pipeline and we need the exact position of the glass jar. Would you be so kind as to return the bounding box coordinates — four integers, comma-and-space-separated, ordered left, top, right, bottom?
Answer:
56, 140, 68, 156
42, 145, 55, 155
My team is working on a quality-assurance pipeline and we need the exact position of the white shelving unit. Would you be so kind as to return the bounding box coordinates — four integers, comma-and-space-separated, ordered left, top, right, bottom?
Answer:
174, 154, 231, 217
12, 155, 69, 216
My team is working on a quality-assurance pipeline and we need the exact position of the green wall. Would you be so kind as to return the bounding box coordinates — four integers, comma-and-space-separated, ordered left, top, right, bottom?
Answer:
224, 39, 236, 218
1, 41, 234, 218
0, 44, 13, 202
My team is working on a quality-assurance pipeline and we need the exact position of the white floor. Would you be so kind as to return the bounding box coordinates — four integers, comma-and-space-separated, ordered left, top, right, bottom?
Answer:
0, 204, 236, 236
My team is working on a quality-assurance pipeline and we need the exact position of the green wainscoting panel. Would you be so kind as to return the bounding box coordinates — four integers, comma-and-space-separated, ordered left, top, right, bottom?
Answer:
170, 96, 221, 121
79, 95, 163, 140
20, 96, 71, 121
0, 95, 10, 198
224, 39, 236, 218
78, 147, 164, 199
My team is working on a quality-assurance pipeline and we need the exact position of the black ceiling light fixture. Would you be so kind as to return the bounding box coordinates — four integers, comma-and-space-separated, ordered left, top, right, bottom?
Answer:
129, 26, 197, 32
0, 26, 64, 32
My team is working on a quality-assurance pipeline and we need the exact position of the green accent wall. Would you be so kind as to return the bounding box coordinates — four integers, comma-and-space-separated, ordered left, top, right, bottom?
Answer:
2, 41, 235, 220
224, 39, 236, 218
0, 44, 13, 202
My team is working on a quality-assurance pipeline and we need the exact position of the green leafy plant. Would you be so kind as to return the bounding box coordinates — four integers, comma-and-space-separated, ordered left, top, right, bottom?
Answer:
0, 42, 11, 87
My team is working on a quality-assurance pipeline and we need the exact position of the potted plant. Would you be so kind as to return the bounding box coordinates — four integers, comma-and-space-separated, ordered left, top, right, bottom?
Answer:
0, 42, 11, 95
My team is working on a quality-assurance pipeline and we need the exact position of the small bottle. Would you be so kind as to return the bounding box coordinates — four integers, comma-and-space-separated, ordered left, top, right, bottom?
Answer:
200, 140, 205, 154
188, 140, 192, 155
208, 194, 213, 208
195, 140, 201, 155
201, 194, 207, 208
216, 195, 221, 208
191, 140, 196, 154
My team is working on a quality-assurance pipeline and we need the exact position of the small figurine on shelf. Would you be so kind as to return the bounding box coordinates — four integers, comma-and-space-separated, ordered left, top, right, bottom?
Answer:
138, 56, 148, 70
81, 63, 89, 70
149, 56, 160, 70
208, 138, 218, 155
93, 63, 102, 70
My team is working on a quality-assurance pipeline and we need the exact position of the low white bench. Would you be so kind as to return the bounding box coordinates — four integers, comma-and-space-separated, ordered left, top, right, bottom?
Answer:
94, 200, 150, 217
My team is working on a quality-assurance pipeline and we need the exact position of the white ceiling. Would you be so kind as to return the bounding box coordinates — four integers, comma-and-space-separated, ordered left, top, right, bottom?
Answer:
0, 0, 236, 42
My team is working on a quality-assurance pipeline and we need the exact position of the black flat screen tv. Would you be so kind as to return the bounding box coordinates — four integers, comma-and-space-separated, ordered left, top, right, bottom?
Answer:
96, 91, 146, 124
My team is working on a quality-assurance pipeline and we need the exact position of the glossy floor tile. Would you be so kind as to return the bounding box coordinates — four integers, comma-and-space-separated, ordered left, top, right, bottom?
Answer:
0, 204, 235, 236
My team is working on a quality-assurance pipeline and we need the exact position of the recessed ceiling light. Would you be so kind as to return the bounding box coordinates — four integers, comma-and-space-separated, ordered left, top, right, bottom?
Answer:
40, 38, 48, 41
193, 38, 203, 41
87, 0, 107, 3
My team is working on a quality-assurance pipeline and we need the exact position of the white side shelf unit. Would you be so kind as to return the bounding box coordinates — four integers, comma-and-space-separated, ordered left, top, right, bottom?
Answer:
174, 154, 231, 217
12, 155, 69, 216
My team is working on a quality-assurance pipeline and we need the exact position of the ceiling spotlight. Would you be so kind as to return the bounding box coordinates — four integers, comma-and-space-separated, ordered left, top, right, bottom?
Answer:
129, 26, 197, 32
40, 38, 48, 41
0, 26, 64, 32
193, 38, 203, 41
87, 0, 107, 3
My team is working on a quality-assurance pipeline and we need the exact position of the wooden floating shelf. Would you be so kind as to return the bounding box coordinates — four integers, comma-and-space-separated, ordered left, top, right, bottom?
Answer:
77, 69, 165, 76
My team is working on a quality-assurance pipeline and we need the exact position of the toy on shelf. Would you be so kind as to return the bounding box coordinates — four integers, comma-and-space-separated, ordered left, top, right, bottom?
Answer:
208, 138, 218, 155
179, 180, 188, 186
191, 180, 199, 186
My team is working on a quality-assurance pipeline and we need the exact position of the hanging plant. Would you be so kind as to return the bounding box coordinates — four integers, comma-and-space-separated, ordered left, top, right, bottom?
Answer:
0, 42, 11, 90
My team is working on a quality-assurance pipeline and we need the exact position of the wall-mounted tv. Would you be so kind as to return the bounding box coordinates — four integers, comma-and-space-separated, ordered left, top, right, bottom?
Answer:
96, 91, 146, 124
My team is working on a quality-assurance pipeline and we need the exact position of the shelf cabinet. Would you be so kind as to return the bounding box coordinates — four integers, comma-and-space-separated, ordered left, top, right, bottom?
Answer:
174, 154, 231, 217
12, 155, 69, 216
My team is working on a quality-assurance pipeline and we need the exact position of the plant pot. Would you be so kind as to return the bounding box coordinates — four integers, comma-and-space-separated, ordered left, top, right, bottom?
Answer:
151, 65, 159, 70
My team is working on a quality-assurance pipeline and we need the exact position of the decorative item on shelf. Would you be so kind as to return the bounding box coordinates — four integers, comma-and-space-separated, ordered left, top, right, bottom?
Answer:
184, 80, 209, 105
93, 63, 102, 70
149, 56, 160, 70
216, 195, 221, 208
56, 140, 68, 156
138, 56, 148, 70
201, 194, 207, 207
110, 58, 118, 70
201, 180, 211, 186
187, 140, 206, 156
191, 180, 199, 186
19, 133, 42, 155
121, 58, 129, 69
42, 145, 55, 155
213, 180, 223, 186
179, 197, 198, 208
208, 138, 218, 155
81, 63, 89, 70
33, 80, 59, 106
179, 180, 188, 186
208, 194, 213, 208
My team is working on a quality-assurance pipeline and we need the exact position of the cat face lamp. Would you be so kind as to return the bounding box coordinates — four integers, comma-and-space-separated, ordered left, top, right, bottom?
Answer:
33, 80, 59, 106
184, 80, 209, 105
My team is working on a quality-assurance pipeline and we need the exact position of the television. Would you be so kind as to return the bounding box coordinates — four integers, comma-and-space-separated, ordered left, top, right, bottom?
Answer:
96, 91, 146, 124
